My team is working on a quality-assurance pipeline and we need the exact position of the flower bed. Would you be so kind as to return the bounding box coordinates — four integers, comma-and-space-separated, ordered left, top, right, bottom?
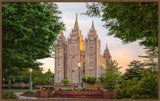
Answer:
22, 90, 115, 98
53, 91, 103, 98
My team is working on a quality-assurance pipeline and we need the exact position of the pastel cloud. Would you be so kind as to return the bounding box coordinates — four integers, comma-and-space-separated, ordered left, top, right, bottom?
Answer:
37, 3, 146, 74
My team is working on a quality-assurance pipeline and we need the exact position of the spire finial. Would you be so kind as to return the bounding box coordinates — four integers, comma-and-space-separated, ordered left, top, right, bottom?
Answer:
76, 13, 78, 20
106, 43, 108, 49
92, 20, 94, 26
90, 20, 96, 32
61, 30, 64, 36
73, 13, 79, 31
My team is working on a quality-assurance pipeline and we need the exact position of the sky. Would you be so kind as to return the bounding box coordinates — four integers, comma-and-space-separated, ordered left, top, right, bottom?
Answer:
37, 2, 146, 74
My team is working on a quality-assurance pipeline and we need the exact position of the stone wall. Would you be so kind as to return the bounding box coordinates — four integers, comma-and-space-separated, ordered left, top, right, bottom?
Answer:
23, 90, 115, 99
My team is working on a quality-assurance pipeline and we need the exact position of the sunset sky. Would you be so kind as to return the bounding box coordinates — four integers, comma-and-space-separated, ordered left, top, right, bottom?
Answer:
37, 2, 146, 74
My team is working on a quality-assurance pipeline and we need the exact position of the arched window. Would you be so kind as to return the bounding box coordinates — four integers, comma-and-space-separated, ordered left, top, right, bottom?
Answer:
71, 71, 76, 83
58, 71, 61, 77
58, 51, 61, 56
58, 77, 61, 83
83, 63, 85, 75
58, 64, 61, 68
58, 58, 60, 64
72, 57, 76, 68
89, 62, 93, 68
72, 46, 75, 54
90, 70, 93, 76
89, 46, 93, 52
90, 55, 93, 60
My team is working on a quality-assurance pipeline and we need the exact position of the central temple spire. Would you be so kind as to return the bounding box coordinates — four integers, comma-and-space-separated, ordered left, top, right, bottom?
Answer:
61, 30, 64, 36
73, 13, 79, 31
90, 20, 96, 32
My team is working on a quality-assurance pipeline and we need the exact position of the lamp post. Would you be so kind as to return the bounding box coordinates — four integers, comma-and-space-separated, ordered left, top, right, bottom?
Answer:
77, 61, 81, 90
29, 68, 32, 91
86, 76, 88, 89
13, 79, 15, 89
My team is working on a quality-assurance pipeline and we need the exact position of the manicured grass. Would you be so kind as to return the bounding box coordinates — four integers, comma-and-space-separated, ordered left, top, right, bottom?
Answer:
61, 88, 73, 90
5, 89, 40, 92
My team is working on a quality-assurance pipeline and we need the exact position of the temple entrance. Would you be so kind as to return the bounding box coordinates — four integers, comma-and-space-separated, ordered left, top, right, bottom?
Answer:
83, 63, 85, 76
71, 71, 76, 83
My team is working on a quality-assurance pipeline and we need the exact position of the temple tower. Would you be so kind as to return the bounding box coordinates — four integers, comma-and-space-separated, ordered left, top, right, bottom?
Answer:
54, 31, 67, 84
103, 44, 112, 69
67, 14, 85, 84
85, 21, 100, 77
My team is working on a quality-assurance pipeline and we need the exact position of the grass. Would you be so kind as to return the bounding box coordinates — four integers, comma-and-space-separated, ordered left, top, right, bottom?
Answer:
61, 88, 73, 90
5, 89, 40, 92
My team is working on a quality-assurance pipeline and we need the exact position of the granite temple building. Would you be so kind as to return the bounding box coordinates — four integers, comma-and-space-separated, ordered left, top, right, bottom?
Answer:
54, 14, 111, 85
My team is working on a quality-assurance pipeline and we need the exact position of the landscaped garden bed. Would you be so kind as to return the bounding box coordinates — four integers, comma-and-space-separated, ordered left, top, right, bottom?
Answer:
2, 92, 18, 99
21, 88, 115, 98
21, 90, 37, 97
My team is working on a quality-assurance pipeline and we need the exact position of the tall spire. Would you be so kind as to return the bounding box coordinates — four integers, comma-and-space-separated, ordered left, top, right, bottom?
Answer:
105, 44, 108, 50
73, 13, 79, 31
61, 30, 64, 36
90, 20, 96, 32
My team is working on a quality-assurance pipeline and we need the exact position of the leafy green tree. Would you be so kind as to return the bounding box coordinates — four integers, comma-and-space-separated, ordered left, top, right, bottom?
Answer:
16, 70, 30, 83
84, 2, 158, 48
103, 60, 122, 91
139, 47, 158, 71
44, 69, 54, 85
32, 69, 44, 84
82, 76, 96, 84
114, 70, 158, 99
97, 76, 105, 83
123, 60, 144, 80
2, 2, 64, 78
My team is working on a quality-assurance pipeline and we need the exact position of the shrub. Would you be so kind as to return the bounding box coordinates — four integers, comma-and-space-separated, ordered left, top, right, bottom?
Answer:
43, 88, 49, 91
82, 76, 96, 84
83, 88, 85, 91
98, 87, 101, 91
2, 92, 18, 99
61, 79, 70, 85
64, 88, 73, 91
24, 91, 36, 95
59, 88, 62, 91
91, 88, 93, 91
49, 88, 55, 91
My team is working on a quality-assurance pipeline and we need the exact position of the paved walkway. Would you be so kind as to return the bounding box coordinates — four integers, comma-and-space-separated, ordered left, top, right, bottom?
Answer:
14, 92, 102, 99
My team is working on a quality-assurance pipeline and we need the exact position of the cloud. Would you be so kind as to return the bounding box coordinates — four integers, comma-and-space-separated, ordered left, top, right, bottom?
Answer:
37, 3, 146, 74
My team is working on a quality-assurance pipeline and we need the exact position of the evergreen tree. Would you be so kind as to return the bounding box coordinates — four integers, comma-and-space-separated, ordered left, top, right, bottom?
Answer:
115, 70, 158, 99
123, 60, 144, 80
139, 47, 158, 71
103, 60, 121, 91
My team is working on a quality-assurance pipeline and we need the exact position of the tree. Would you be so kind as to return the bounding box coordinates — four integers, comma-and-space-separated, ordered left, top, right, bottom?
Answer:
139, 47, 158, 71
82, 76, 96, 84
123, 60, 144, 80
44, 69, 54, 85
103, 60, 122, 91
84, 2, 158, 48
32, 69, 44, 84
2, 2, 64, 75
114, 70, 158, 99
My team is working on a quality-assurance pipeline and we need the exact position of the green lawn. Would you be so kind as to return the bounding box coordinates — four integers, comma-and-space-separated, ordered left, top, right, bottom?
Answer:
61, 88, 73, 90
4, 89, 40, 92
